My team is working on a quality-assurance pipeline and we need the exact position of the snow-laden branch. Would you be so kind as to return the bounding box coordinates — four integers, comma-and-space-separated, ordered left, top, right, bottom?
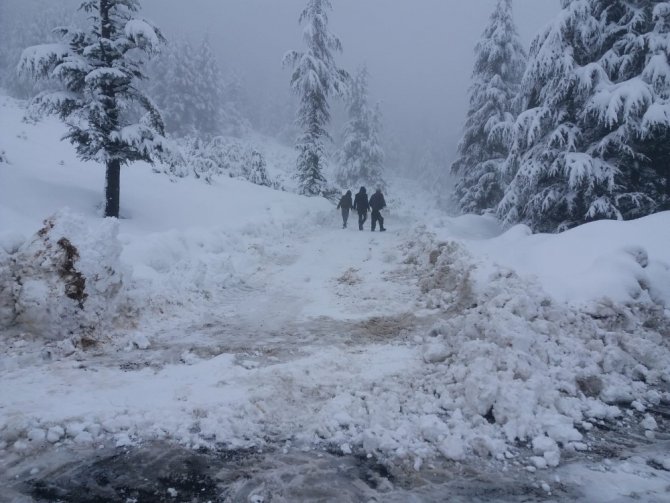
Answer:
124, 18, 161, 51
17, 43, 70, 79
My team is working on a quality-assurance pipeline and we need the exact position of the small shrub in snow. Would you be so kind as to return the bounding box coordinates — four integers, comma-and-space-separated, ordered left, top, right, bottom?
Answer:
162, 136, 274, 187
0, 210, 127, 343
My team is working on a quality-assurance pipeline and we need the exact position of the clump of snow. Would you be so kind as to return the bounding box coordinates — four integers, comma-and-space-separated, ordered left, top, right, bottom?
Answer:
0, 209, 128, 342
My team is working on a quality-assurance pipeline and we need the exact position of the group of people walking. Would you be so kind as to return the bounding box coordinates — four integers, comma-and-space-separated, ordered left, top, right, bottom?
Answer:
337, 186, 387, 232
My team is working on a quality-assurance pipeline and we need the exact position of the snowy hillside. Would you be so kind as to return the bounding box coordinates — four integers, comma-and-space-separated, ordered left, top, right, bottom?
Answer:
1, 93, 670, 500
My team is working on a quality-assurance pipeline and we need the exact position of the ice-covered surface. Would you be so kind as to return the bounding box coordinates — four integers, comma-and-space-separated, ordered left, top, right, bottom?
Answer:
1, 94, 669, 501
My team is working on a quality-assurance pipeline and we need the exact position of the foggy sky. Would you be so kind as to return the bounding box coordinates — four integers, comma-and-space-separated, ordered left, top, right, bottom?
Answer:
140, 0, 559, 161
4, 0, 560, 162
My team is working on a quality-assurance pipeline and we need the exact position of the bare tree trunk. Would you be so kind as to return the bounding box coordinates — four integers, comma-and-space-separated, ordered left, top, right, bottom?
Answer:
100, 0, 120, 218
104, 158, 121, 218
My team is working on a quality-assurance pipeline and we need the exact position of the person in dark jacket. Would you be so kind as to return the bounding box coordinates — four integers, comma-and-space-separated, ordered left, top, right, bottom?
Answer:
336, 190, 353, 228
353, 186, 369, 231
369, 188, 387, 232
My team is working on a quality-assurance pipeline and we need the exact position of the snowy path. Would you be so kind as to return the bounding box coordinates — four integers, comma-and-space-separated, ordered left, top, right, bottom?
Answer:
0, 208, 438, 450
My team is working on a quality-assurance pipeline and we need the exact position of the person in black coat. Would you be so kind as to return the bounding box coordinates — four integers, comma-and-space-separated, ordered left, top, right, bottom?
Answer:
369, 188, 387, 232
336, 190, 353, 228
353, 186, 369, 231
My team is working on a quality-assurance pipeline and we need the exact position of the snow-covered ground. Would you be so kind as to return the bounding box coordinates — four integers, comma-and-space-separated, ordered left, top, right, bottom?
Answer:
1, 93, 670, 501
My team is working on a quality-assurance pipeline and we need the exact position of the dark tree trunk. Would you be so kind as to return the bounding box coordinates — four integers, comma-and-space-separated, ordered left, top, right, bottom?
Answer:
105, 158, 120, 218
100, 0, 120, 218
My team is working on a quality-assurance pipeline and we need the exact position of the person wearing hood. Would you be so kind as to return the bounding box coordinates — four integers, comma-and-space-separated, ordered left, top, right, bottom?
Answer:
353, 186, 369, 231
369, 188, 387, 232
336, 190, 353, 228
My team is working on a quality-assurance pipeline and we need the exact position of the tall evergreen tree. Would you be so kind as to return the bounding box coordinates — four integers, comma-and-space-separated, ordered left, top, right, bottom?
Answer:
19, 0, 167, 218
499, 0, 670, 231
336, 66, 386, 189
0, 0, 72, 98
220, 70, 251, 137
192, 37, 225, 136
146, 37, 246, 138
147, 38, 199, 137
451, 0, 526, 215
633, 2, 670, 210
283, 0, 349, 196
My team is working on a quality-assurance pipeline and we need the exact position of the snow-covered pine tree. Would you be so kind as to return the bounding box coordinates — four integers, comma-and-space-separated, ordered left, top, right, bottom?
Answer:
635, 2, 670, 210
336, 66, 386, 189
499, 0, 670, 231
220, 70, 251, 137
192, 37, 225, 136
0, 0, 72, 98
147, 38, 199, 137
451, 0, 526, 215
19, 0, 167, 218
246, 150, 271, 187
283, 0, 349, 196
146, 37, 247, 138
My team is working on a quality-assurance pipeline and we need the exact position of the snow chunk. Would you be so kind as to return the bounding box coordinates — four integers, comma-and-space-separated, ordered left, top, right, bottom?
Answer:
27, 428, 46, 443
46, 426, 65, 443
422, 342, 451, 363
533, 436, 560, 467
130, 332, 151, 350
0, 209, 128, 341
641, 414, 657, 431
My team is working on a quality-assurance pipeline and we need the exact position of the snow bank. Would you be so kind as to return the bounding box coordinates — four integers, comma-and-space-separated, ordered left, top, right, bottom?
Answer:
466, 212, 670, 307
0, 209, 127, 342
388, 229, 670, 464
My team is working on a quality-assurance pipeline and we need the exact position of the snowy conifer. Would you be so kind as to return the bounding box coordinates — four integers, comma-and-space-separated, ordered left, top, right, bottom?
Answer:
220, 70, 251, 137
499, 0, 670, 231
283, 0, 349, 196
147, 37, 248, 138
19, 0, 167, 218
637, 2, 670, 210
147, 38, 199, 137
246, 151, 271, 187
336, 66, 386, 189
0, 0, 72, 98
451, 0, 526, 215
192, 38, 225, 136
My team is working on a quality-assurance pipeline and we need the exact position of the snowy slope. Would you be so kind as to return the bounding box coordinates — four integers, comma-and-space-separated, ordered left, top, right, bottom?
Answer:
1, 94, 670, 499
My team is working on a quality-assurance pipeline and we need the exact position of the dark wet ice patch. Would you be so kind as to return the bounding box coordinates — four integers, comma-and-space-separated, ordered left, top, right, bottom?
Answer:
26, 445, 221, 502
8, 443, 580, 503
